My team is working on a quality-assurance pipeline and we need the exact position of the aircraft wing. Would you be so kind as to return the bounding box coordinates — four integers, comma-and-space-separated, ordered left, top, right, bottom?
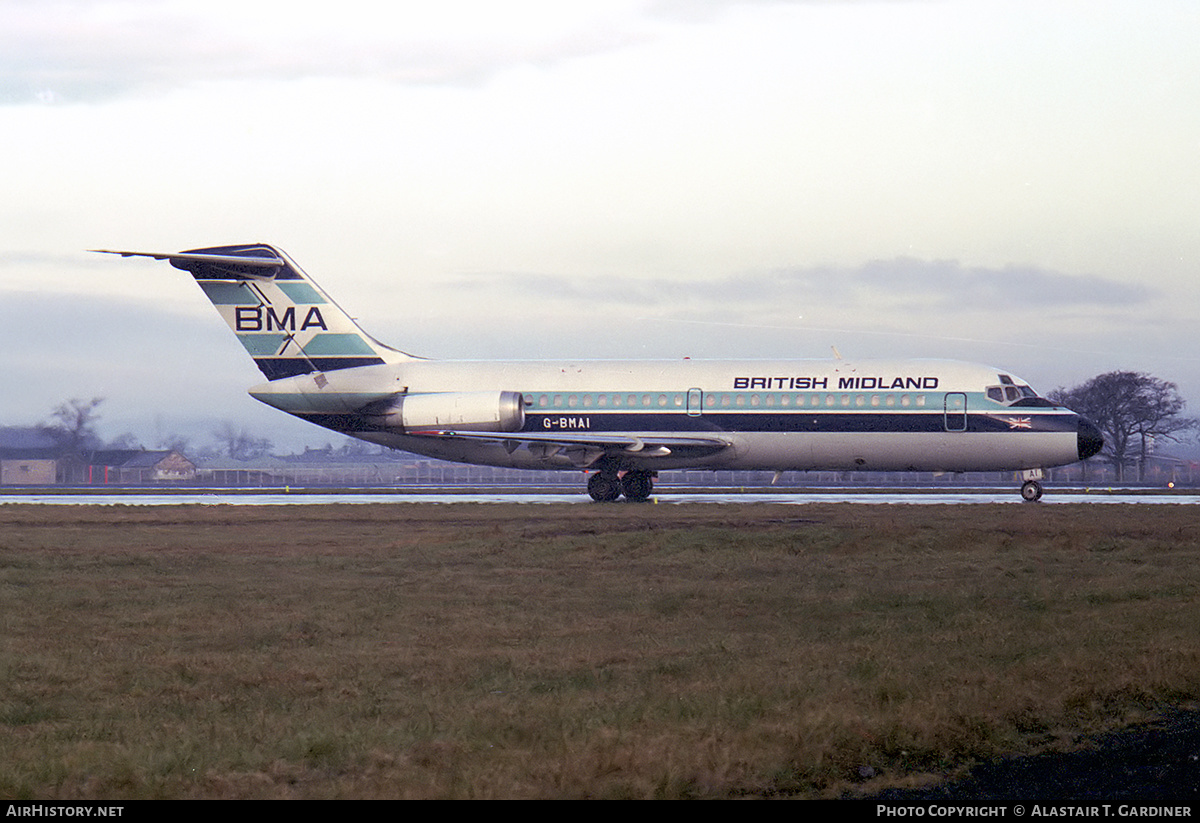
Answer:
410, 429, 731, 464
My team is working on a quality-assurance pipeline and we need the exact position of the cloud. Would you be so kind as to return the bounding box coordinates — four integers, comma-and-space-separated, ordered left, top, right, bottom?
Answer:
0, 0, 659, 104
0, 250, 95, 269
0, 286, 307, 444
774, 258, 1156, 312
451, 258, 1156, 316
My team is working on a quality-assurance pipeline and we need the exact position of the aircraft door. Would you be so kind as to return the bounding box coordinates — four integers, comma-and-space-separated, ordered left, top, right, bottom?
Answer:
944, 392, 967, 432
687, 388, 703, 417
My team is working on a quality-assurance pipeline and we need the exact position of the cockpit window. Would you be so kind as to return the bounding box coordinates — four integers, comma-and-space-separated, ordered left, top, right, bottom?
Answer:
987, 381, 1053, 407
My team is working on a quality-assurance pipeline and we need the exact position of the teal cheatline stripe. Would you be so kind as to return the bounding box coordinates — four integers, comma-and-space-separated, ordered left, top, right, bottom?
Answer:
237, 333, 288, 356
302, 333, 377, 356
277, 282, 326, 304
199, 281, 252, 304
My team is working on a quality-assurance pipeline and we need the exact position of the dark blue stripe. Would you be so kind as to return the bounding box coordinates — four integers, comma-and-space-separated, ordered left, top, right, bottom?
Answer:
285, 410, 1080, 437
523, 412, 1079, 435
255, 357, 386, 380
288, 413, 372, 434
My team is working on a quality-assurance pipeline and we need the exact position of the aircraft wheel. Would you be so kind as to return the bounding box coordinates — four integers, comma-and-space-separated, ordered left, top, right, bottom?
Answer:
1020, 480, 1043, 502
588, 472, 622, 503
621, 470, 654, 503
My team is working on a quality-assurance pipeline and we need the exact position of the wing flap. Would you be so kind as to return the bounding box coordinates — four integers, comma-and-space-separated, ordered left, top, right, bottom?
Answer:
410, 429, 731, 458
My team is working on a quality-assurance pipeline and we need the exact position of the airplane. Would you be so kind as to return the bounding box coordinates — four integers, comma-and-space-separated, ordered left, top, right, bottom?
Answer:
93, 243, 1103, 502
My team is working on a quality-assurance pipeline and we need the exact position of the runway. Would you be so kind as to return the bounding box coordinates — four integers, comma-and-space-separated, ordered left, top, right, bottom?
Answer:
2, 487, 1197, 505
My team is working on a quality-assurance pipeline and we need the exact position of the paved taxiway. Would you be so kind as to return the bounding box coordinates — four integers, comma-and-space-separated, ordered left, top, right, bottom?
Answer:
3, 489, 1198, 505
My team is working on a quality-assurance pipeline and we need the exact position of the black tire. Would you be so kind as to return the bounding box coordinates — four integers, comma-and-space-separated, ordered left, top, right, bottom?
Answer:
621, 471, 654, 502
588, 472, 621, 502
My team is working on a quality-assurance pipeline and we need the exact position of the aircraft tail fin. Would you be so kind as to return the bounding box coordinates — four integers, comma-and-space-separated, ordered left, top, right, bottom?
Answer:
93, 244, 414, 380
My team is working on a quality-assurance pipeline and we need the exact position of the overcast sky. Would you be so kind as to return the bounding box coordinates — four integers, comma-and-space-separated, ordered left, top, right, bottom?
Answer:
2, 0, 1198, 451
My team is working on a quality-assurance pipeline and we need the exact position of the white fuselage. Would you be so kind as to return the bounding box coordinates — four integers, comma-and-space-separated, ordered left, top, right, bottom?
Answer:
248, 356, 1087, 474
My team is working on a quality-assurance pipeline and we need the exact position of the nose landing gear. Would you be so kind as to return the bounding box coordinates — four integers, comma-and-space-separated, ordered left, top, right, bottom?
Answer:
1020, 469, 1044, 502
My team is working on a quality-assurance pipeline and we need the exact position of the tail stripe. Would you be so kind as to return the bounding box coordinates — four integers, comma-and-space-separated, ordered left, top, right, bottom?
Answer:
198, 282, 255, 304
276, 282, 327, 304
303, 333, 379, 356
240, 334, 289, 357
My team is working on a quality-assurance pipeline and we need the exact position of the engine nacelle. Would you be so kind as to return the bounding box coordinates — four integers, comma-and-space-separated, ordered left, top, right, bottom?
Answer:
369, 390, 526, 433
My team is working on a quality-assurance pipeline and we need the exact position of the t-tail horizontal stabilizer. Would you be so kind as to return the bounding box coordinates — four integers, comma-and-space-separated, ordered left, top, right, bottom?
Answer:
92, 244, 413, 380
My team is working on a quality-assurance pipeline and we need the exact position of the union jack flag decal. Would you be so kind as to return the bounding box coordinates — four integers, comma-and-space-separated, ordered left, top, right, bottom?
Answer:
1005, 417, 1032, 429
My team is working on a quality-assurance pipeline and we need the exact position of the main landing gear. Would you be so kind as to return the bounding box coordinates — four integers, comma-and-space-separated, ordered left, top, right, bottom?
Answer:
587, 469, 655, 503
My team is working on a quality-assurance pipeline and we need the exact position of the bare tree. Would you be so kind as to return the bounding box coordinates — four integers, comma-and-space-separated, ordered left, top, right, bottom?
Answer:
156, 433, 192, 454
106, 432, 143, 450
211, 421, 273, 460
1051, 372, 1195, 482
42, 397, 105, 454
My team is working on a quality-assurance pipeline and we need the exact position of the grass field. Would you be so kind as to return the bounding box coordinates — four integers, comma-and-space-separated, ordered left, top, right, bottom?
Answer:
1, 502, 1197, 799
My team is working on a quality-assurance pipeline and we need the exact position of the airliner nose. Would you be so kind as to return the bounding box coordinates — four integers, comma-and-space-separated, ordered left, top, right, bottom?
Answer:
1077, 417, 1104, 461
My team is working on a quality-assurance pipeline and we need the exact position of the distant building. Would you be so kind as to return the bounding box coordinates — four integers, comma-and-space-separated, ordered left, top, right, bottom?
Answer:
1, 456, 58, 485
0, 427, 62, 485
81, 450, 197, 484
0, 427, 198, 485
